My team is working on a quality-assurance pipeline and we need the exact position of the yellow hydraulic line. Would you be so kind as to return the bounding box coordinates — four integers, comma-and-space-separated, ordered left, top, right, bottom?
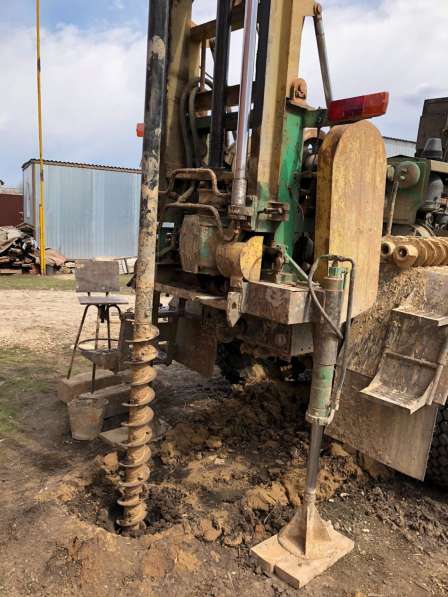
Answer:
36, 0, 46, 275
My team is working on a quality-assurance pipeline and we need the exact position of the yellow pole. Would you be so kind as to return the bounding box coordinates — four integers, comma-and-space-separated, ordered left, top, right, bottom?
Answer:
36, 0, 46, 274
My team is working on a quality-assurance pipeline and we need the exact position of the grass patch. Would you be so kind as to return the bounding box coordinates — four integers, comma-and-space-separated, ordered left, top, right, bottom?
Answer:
0, 399, 17, 434
0, 347, 58, 432
0, 274, 75, 291
0, 274, 133, 292
0, 349, 53, 395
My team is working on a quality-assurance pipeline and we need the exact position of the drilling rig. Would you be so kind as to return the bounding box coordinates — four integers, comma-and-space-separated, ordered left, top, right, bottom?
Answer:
123, 0, 448, 589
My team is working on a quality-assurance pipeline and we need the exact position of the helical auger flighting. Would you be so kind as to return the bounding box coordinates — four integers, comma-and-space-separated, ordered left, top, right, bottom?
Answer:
117, 322, 158, 534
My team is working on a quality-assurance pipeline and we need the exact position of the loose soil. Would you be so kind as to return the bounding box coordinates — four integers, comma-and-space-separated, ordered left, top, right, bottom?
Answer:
1, 286, 447, 596
349, 265, 427, 377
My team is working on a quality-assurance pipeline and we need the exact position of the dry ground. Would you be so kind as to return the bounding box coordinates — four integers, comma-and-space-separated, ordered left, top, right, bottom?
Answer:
0, 277, 447, 596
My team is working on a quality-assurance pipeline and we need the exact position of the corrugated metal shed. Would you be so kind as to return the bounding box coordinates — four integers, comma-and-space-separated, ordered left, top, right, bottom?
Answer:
383, 136, 416, 158
22, 160, 141, 259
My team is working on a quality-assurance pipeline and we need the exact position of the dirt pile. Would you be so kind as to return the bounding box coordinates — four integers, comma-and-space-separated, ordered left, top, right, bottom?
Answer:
3, 288, 448, 596
365, 484, 448, 545
64, 379, 365, 553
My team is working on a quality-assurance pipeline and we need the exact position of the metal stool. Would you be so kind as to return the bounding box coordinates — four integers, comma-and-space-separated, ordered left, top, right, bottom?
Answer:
67, 259, 129, 392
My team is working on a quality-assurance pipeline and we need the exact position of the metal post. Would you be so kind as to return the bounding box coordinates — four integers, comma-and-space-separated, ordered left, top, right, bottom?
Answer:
117, 0, 169, 535
67, 305, 90, 379
230, 0, 259, 212
303, 423, 324, 504
386, 177, 400, 236
313, 3, 333, 108
35, 0, 46, 275
91, 307, 101, 394
252, 0, 271, 129
209, 0, 232, 168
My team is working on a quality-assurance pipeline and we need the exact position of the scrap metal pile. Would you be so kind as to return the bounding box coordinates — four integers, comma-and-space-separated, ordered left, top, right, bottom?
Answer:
0, 224, 65, 274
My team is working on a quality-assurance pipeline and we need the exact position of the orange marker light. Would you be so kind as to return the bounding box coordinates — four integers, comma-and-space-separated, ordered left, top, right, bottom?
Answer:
136, 122, 144, 137
327, 92, 389, 124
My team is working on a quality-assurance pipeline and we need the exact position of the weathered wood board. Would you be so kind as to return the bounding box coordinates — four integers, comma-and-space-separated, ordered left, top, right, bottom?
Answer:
75, 259, 120, 293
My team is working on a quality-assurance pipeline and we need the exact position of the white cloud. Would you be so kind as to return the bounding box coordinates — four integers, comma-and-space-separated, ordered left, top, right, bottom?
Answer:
194, 0, 448, 138
0, 24, 146, 184
301, 0, 448, 138
1, 0, 448, 185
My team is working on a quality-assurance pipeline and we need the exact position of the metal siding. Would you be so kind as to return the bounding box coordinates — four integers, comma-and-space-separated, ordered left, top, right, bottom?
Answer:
384, 137, 416, 158
26, 162, 140, 259
23, 164, 34, 224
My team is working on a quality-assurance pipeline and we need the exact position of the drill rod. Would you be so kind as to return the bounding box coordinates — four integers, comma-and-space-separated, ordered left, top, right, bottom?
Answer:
303, 423, 324, 505
231, 0, 259, 212
117, 0, 169, 535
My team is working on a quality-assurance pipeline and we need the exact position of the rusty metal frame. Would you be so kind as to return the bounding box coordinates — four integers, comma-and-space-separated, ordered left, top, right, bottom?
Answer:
155, 278, 322, 326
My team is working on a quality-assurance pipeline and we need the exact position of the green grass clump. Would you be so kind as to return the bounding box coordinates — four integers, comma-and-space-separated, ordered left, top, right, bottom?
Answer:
0, 274, 133, 292
0, 347, 57, 434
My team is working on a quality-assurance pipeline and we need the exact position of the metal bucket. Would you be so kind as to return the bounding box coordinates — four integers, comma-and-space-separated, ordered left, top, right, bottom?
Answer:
68, 397, 108, 441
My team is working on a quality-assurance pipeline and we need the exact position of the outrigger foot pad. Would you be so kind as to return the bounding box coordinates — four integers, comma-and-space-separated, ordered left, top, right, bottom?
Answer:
251, 504, 354, 590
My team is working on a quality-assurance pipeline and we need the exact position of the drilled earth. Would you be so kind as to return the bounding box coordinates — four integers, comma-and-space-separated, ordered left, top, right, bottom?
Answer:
0, 286, 448, 596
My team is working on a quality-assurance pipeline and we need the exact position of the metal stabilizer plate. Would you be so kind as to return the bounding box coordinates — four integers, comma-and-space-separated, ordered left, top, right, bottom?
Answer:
251, 504, 354, 590
315, 120, 386, 319
327, 267, 448, 480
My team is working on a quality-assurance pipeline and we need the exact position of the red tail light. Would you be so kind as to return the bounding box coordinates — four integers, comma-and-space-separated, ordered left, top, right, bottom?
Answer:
327, 92, 389, 124
136, 122, 144, 137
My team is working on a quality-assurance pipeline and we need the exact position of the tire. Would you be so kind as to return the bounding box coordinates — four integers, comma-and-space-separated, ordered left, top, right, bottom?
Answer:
216, 342, 253, 384
427, 405, 448, 488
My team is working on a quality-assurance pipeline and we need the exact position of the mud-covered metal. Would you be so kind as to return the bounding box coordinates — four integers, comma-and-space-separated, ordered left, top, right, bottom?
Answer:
216, 236, 263, 284
306, 271, 344, 425
251, 261, 354, 588
179, 215, 220, 274
328, 266, 448, 480
117, 0, 169, 535
275, 265, 349, 558
315, 121, 386, 318
382, 235, 448, 268
386, 157, 432, 226
242, 281, 317, 325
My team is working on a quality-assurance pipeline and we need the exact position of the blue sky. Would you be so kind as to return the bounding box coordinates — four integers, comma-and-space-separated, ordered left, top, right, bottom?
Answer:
1, 0, 447, 185
2, 0, 148, 31
2, 0, 380, 29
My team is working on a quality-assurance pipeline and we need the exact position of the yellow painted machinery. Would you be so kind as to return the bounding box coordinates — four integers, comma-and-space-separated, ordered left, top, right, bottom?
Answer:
122, 0, 448, 588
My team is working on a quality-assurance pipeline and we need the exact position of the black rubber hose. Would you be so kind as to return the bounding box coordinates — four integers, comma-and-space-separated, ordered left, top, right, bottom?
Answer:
189, 76, 214, 167
180, 78, 200, 168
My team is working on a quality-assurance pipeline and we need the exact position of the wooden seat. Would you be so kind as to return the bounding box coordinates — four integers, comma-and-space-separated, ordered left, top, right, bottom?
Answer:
78, 295, 129, 306
67, 260, 129, 391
